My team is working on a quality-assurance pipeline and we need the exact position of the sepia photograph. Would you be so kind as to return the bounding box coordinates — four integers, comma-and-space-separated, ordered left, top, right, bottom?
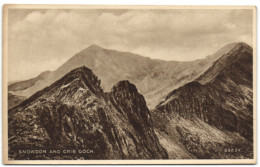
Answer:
2, 4, 256, 164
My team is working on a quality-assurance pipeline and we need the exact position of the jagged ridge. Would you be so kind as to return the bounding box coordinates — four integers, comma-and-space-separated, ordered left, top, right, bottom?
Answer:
8, 66, 168, 160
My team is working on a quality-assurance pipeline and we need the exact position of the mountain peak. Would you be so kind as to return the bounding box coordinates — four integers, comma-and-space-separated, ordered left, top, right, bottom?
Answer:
64, 66, 102, 93
196, 42, 252, 85
230, 42, 252, 52
207, 42, 252, 61
234, 42, 251, 47
13, 66, 102, 110
87, 44, 103, 50
63, 66, 96, 81
112, 80, 138, 93
70, 65, 92, 74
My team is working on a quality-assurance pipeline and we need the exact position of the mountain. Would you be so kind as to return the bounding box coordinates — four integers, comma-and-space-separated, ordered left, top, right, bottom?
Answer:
8, 44, 228, 109
8, 66, 168, 160
152, 42, 253, 159
9, 70, 51, 92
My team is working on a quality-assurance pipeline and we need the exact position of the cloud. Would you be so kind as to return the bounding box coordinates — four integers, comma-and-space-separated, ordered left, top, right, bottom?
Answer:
8, 9, 253, 81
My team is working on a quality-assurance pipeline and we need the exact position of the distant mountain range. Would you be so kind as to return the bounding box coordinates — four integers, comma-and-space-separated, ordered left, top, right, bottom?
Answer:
8, 42, 254, 160
8, 43, 236, 109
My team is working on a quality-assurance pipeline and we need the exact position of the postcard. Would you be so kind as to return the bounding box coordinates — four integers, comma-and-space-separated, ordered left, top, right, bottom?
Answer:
2, 4, 257, 164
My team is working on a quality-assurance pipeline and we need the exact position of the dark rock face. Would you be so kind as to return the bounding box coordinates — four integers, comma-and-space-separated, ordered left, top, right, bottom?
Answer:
158, 82, 238, 132
109, 81, 167, 158
8, 66, 168, 160
153, 43, 253, 159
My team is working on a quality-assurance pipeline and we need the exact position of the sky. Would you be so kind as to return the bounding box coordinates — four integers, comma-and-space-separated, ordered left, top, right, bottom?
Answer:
8, 8, 253, 81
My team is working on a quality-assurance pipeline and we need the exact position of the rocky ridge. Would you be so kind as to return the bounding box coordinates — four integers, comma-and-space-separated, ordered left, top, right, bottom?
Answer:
153, 42, 253, 159
9, 66, 167, 160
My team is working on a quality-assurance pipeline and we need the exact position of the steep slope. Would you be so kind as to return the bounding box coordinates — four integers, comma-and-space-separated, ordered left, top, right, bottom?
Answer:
153, 42, 253, 159
9, 44, 226, 109
8, 66, 167, 160
8, 93, 26, 109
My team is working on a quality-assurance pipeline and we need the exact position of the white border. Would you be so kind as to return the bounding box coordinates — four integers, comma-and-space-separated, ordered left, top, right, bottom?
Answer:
1, 1, 259, 166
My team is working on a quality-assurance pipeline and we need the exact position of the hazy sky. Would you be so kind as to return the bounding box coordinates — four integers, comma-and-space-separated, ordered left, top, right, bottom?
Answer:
8, 8, 253, 81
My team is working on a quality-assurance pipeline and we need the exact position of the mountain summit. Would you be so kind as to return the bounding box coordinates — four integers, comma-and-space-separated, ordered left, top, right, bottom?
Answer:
83, 44, 104, 53
196, 42, 252, 84
87, 44, 103, 49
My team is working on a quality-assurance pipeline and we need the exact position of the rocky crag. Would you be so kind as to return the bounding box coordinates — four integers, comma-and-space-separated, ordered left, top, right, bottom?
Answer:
9, 66, 167, 160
